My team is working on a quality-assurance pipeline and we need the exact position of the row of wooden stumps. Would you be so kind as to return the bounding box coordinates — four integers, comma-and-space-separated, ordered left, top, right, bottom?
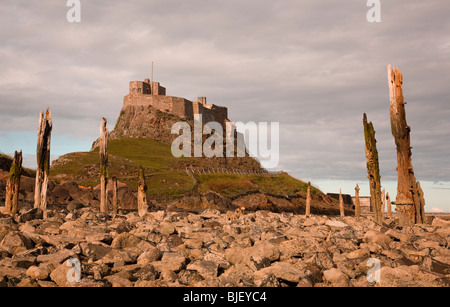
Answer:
98, 118, 148, 216
5, 113, 149, 217
304, 183, 373, 218
362, 65, 426, 225
5, 109, 52, 216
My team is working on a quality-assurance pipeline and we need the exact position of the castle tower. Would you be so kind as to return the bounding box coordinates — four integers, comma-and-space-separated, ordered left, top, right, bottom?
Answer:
129, 78, 166, 95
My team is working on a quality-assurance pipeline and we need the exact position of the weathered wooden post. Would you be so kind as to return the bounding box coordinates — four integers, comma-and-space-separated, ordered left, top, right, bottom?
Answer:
5, 151, 23, 215
34, 108, 52, 211
363, 113, 382, 224
137, 166, 148, 217
112, 176, 118, 215
354, 184, 361, 217
388, 65, 426, 224
386, 192, 392, 218
339, 189, 345, 217
381, 188, 386, 218
305, 182, 311, 217
99, 117, 109, 214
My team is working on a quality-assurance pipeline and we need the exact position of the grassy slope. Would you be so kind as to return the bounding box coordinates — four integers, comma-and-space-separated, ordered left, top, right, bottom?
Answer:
50, 138, 324, 200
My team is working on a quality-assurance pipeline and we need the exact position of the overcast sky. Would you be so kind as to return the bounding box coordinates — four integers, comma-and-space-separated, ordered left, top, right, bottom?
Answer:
1, 1, 449, 211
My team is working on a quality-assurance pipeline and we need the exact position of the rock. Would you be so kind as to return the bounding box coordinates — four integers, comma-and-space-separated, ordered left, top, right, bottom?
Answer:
111, 233, 142, 249
0, 256, 36, 269
158, 223, 176, 236
26, 265, 50, 280
102, 250, 136, 265
0, 232, 34, 254
67, 200, 85, 211
19, 208, 43, 223
17, 277, 39, 287
323, 268, 349, 287
346, 248, 370, 260
200, 209, 221, 219
152, 252, 186, 272
326, 220, 348, 228
184, 238, 203, 249
363, 230, 391, 247
379, 265, 420, 286
254, 262, 306, 285
104, 274, 134, 287
226, 241, 280, 265
258, 274, 281, 287
50, 259, 80, 287
80, 243, 112, 261
178, 269, 204, 285
137, 247, 162, 266
432, 217, 450, 229
186, 260, 218, 278
37, 249, 75, 265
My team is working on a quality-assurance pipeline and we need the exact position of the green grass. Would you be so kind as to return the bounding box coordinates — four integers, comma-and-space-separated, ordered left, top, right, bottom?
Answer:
50, 138, 195, 194
195, 172, 319, 198
50, 137, 325, 199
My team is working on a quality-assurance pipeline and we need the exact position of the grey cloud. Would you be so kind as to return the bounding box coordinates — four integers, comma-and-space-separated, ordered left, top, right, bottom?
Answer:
0, 0, 449, 184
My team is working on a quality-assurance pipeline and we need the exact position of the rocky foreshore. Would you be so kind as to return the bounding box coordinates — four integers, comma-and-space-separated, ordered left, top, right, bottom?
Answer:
0, 206, 449, 287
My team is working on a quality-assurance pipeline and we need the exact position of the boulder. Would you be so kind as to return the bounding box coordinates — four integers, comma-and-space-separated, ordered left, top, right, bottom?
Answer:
186, 260, 218, 279
26, 265, 50, 280
0, 232, 34, 255
111, 233, 142, 249
19, 208, 43, 223
137, 247, 162, 266
254, 262, 306, 285
323, 268, 349, 287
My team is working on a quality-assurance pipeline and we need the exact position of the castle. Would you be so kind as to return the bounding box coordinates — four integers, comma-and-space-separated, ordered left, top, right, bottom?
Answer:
124, 78, 229, 126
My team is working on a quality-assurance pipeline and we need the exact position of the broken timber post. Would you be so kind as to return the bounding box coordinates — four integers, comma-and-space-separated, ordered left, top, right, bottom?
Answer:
34, 108, 52, 211
137, 166, 148, 217
99, 117, 109, 214
354, 184, 361, 218
388, 65, 426, 225
339, 189, 345, 217
363, 113, 382, 224
386, 192, 392, 218
305, 182, 311, 217
5, 151, 23, 215
112, 176, 118, 216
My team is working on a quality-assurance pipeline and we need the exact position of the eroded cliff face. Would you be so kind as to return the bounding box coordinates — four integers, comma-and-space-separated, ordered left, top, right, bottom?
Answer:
92, 104, 186, 150
89, 102, 264, 172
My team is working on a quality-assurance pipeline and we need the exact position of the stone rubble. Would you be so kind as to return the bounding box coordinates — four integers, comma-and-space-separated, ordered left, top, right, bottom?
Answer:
0, 206, 449, 287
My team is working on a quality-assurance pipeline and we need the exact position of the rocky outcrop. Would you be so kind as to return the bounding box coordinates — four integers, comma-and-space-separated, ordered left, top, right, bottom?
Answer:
0, 205, 448, 287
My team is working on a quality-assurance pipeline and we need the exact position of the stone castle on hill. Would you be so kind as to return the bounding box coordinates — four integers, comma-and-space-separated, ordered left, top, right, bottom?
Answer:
125, 78, 229, 126
89, 77, 237, 149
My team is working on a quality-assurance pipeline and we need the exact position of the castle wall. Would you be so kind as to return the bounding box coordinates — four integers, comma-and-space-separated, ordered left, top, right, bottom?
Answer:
123, 94, 194, 119
124, 80, 228, 125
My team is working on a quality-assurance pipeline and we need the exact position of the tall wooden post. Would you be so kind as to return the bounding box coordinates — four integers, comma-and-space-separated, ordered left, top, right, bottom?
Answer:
354, 184, 361, 217
363, 113, 382, 224
99, 117, 109, 214
339, 189, 345, 217
388, 65, 426, 224
5, 151, 23, 215
305, 182, 311, 217
381, 188, 386, 218
386, 192, 392, 218
137, 166, 148, 217
34, 108, 52, 211
112, 176, 118, 215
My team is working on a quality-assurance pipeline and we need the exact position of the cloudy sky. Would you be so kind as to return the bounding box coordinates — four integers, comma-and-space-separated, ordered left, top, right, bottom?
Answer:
1, 1, 449, 211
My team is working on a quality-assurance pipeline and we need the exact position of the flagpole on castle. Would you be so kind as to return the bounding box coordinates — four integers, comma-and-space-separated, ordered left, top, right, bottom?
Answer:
151, 62, 154, 84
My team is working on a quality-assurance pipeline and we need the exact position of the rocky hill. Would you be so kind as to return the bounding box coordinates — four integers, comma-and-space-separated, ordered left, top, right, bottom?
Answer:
49, 78, 343, 214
